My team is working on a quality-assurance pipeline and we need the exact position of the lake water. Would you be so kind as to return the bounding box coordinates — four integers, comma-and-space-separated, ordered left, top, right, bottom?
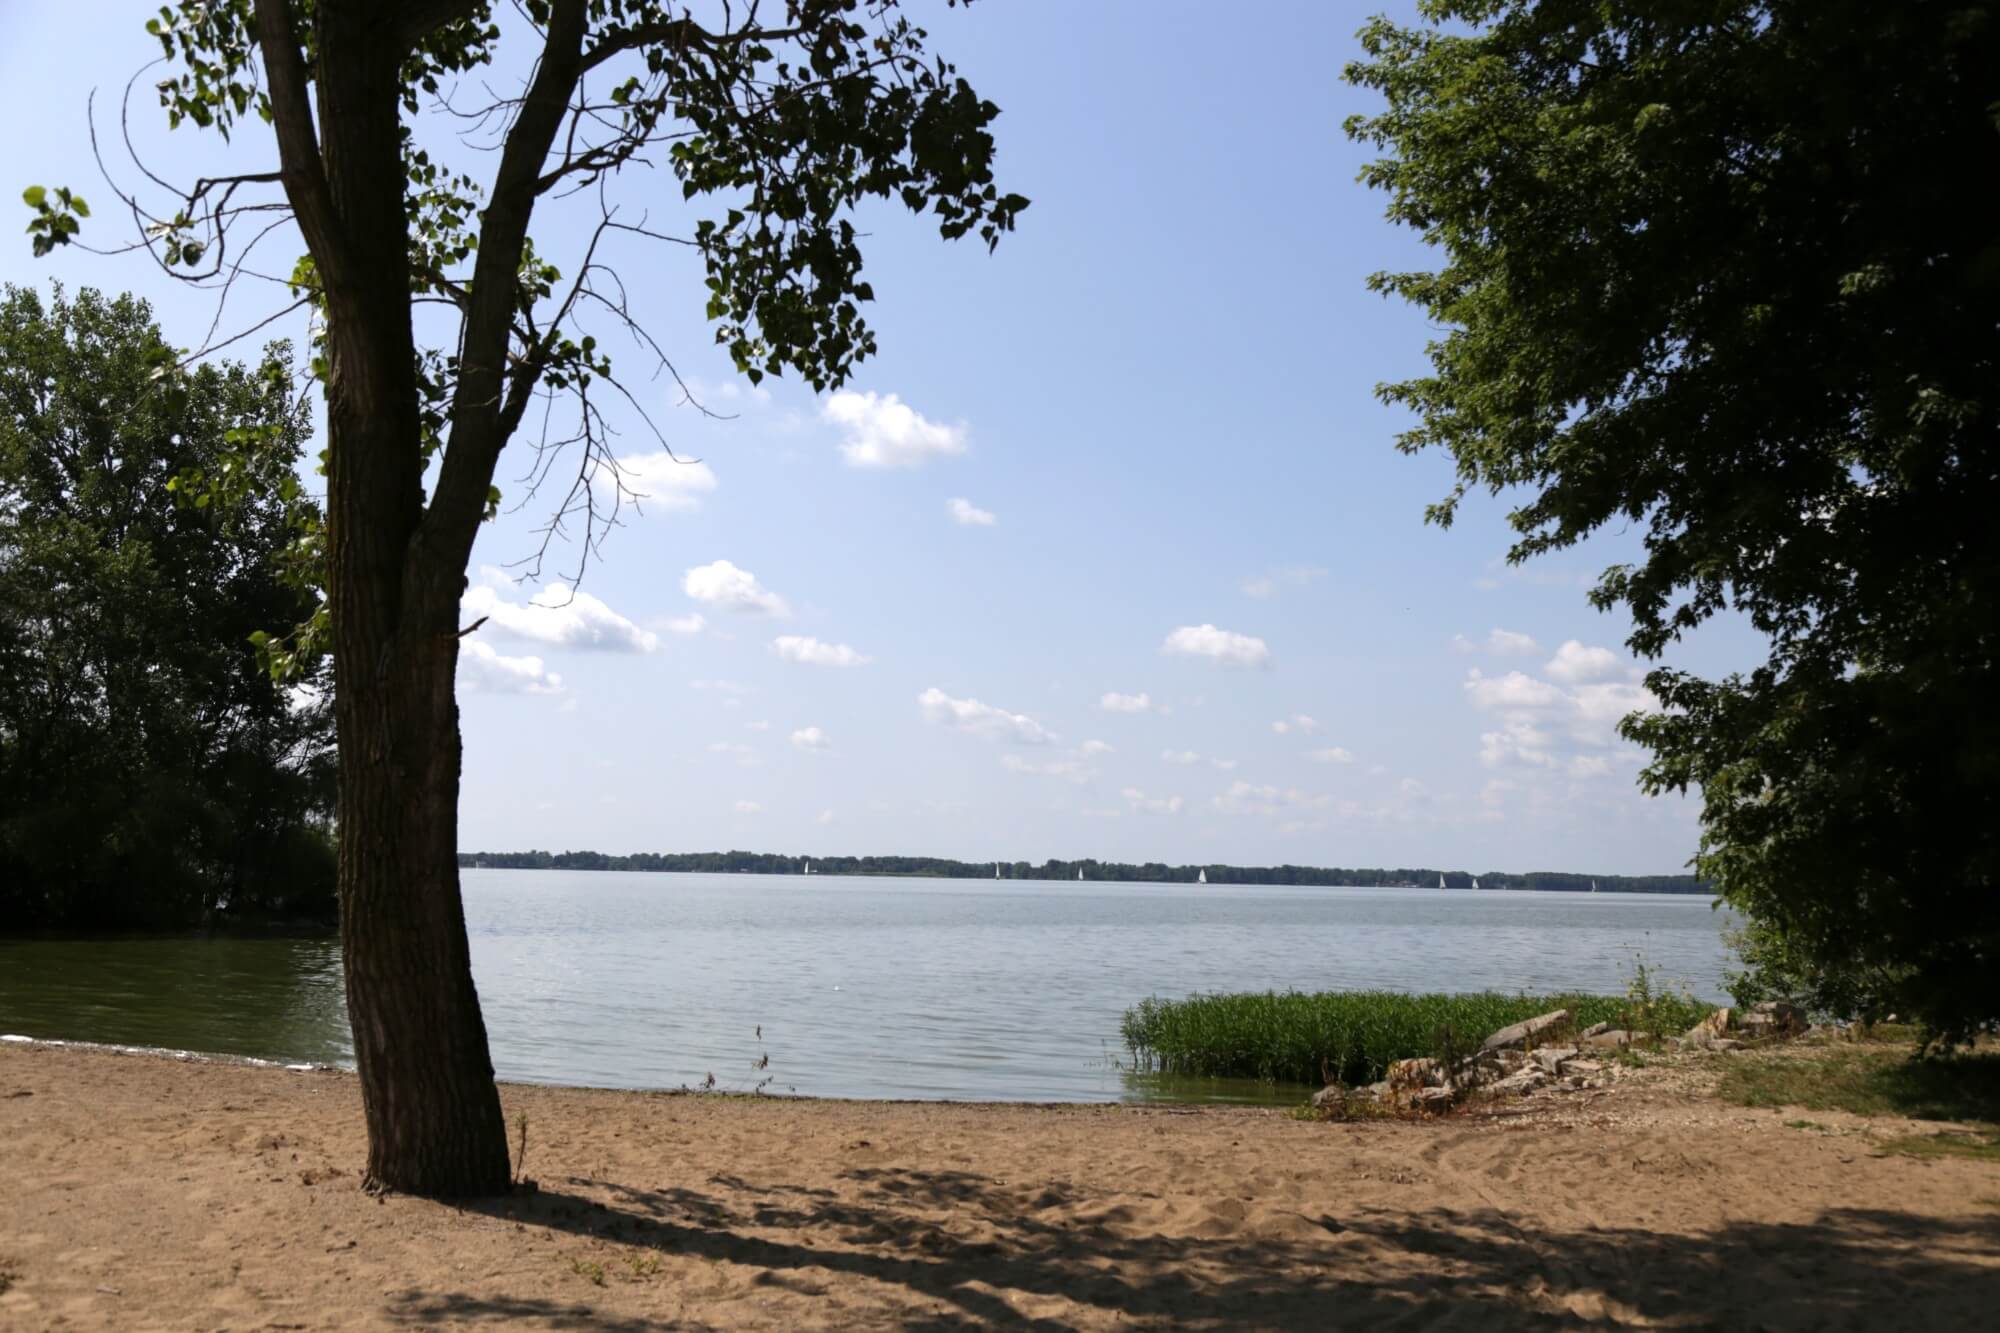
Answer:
0, 871, 1735, 1102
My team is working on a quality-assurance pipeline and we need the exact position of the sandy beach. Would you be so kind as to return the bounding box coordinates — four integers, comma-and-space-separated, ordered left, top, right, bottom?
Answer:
2, 1040, 1997, 1330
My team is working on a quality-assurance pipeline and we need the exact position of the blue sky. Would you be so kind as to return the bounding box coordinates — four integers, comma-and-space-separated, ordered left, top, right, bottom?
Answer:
0, 2, 1762, 874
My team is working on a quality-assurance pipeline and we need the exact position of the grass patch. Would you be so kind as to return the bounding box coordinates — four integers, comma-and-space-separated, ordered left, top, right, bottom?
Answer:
1122, 990, 1713, 1086
1716, 1045, 2000, 1124
1873, 1131, 2000, 1163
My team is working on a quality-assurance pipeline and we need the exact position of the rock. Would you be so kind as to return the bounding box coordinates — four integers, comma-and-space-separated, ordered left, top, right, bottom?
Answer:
1487, 1067, 1551, 1096
1566, 1058, 1606, 1074
1533, 1046, 1579, 1076
1362, 1081, 1390, 1100
1580, 1021, 1612, 1040
1311, 1084, 1346, 1108
1583, 1029, 1634, 1051
1387, 1057, 1445, 1090
1685, 1008, 1732, 1047
1740, 1000, 1807, 1040
1413, 1086, 1457, 1107
1481, 1008, 1574, 1053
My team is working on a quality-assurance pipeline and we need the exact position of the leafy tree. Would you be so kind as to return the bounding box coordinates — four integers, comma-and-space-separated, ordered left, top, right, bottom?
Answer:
0, 284, 333, 929
28, 0, 1026, 1195
1346, 2, 1999, 1039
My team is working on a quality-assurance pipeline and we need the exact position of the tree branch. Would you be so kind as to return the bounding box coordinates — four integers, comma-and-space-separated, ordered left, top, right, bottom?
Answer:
251, 0, 351, 283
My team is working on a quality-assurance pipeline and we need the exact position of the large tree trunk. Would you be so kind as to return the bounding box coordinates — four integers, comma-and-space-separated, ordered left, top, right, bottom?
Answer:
334, 616, 510, 1196
311, 5, 511, 1197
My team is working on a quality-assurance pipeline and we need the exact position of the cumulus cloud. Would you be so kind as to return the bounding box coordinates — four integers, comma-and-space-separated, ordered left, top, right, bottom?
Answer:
599, 451, 718, 512
462, 569, 659, 653
824, 390, 968, 468
1544, 639, 1625, 684
1463, 665, 1657, 778
918, 687, 1053, 744
946, 497, 996, 526
661, 613, 706, 636
1161, 749, 1201, 765
1212, 780, 1331, 816
1308, 747, 1356, 764
458, 640, 564, 695
1210, 757, 1239, 772
1270, 713, 1319, 735
682, 560, 790, 616
733, 800, 763, 815
1162, 624, 1272, 668
773, 635, 871, 667
1079, 739, 1114, 757
791, 726, 831, 752
1452, 627, 1542, 656
815, 809, 836, 825
1099, 691, 1153, 714
690, 678, 751, 694
1121, 787, 1185, 816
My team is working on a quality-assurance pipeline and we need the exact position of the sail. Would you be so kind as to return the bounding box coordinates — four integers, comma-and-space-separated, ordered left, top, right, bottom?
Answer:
1439, 873, 1447, 889
1198, 868, 1207, 884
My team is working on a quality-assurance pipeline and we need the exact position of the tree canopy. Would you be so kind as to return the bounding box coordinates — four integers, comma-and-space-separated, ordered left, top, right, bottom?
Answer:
0, 284, 334, 929
1347, 1, 1999, 1037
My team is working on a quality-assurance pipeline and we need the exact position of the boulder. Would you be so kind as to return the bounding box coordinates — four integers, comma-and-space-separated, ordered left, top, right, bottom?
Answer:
1583, 1029, 1635, 1051
1684, 1008, 1732, 1047
1533, 1046, 1579, 1076
1740, 1000, 1806, 1040
1481, 1008, 1574, 1053
1580, 1021, 1612, 1040
1413, 1086, 1457, 1108
1311, 1084, 1346, 1109
1387, 1057, 1445, 1090
1487, 1066, 1550, 1096
1566, 1058, 1606, 1074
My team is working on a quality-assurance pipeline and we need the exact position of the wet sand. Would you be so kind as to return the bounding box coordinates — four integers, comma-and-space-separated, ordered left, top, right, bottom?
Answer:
2, 1040, 1996, 1329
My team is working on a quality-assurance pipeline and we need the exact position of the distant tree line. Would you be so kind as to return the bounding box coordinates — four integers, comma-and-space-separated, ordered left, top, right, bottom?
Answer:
457, 848, 1705, 893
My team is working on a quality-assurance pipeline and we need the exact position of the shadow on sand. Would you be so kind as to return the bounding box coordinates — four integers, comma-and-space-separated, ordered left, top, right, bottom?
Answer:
383, 1165, 2000, 1329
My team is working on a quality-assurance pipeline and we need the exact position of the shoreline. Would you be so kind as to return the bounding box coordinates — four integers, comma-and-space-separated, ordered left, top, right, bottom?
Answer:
5, 1039, 1997, 1328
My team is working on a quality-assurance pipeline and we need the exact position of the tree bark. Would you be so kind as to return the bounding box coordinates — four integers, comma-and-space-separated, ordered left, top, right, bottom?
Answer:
297, 0, 510, 1197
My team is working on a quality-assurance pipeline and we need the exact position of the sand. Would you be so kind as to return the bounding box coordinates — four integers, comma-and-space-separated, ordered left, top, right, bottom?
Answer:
2, 1040, 1997, 1329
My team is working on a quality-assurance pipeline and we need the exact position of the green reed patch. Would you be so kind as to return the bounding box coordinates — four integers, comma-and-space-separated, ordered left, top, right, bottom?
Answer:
1121, 990, 1714, 1087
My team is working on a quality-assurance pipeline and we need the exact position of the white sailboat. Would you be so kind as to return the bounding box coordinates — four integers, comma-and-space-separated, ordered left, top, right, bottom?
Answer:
1592, 879, 1599, 893
1438, 873, 1447, 889
994, 861, 1001, 879
1077, 867, 1084, 881
1473, 876, 1483, 891
1198, 869, 1207, 884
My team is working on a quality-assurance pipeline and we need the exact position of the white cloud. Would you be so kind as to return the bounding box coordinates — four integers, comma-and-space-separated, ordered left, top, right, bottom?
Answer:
1270, 713, 1319, 735
791, 726, 831, 752
1452, 627, 1542, 656
706, 740, 759, 767
1162, 624, 1272, 668
1241, 566, 1327, 599
745, 719, 771, 731
1099, 691, 1153, 714
733, 800, 763, 815
1121, 787, 1185, 816
1210, 757, 1239, 772
1212, 780, 1332, 817
1544, 639, 1625, 684
918, 687, 1053, 744
661, 613, 707, 636
1079, 739, 1114, 757
682, 560, 790, 616
1001, 753, 1093, 784
1462, 669, 1567, 712
690, 678, 751, 694
458, 640, 564, 695
946, 497, 997, 527
1161, 749, 1201, 765
598, 451, 718, 512
1463, 666, 1657, 779
463, 569, 659, 653
773, 635, 871, 667
824, 390, 968, 468
1308, 747, 1356, 764
815, 809, 835, 825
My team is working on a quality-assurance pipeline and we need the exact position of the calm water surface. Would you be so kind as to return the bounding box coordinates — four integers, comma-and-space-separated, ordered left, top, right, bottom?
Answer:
0, 871, 1735, 1102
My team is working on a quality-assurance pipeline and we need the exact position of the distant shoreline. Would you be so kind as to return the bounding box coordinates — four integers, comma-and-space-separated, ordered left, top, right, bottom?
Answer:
457, 851, 1708, 894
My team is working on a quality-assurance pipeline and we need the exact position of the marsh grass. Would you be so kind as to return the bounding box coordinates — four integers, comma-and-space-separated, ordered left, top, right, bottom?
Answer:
1122, 990, 1713, 1086
1716, 1044, 2000, 1124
